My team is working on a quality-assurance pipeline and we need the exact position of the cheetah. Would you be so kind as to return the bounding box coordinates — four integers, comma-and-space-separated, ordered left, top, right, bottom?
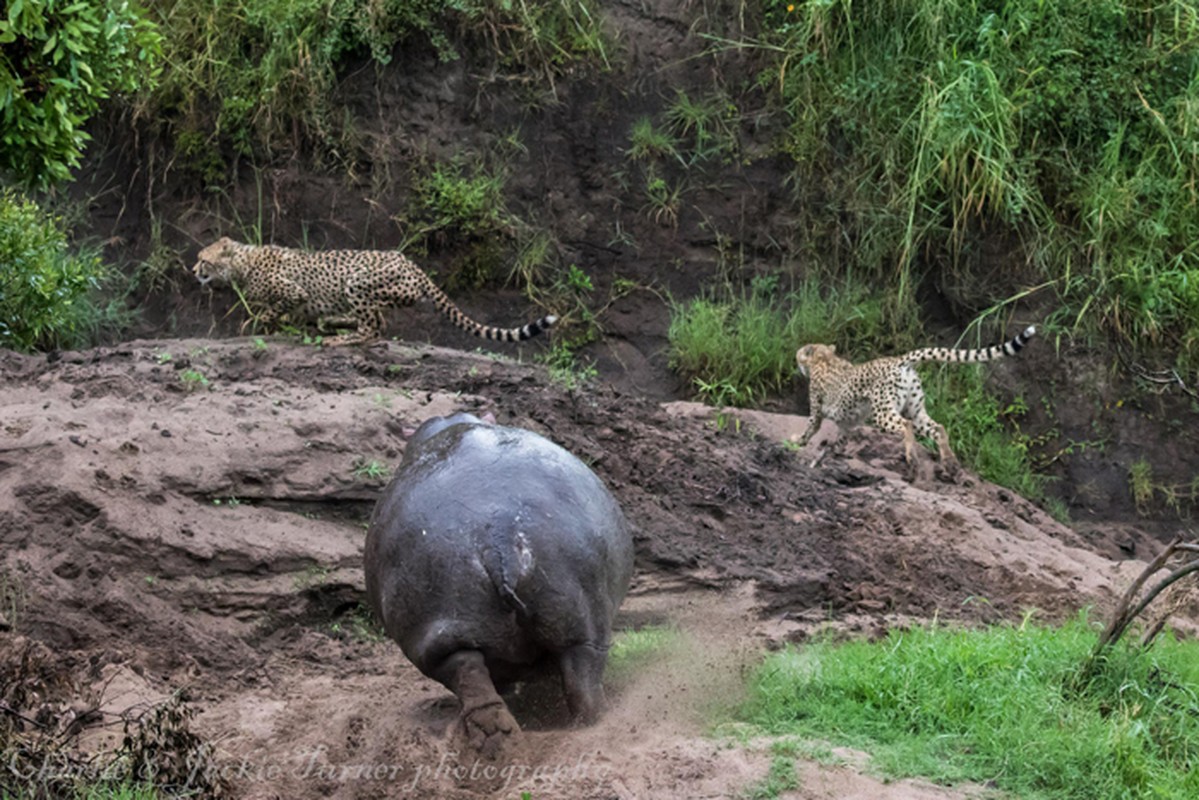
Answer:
192, 237, 557, 346
794, 326, 1037, 473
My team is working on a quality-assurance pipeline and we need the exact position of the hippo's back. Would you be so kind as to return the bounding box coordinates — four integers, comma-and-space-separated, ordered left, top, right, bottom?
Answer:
364, 421, 633, 678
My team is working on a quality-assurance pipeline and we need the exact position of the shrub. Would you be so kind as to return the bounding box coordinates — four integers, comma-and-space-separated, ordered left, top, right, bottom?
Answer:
0, 0, 161, 186
0, 191, 109, 351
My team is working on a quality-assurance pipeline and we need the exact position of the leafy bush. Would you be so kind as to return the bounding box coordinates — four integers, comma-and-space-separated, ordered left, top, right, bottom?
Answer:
0, 191, 109, 351
0, 0, 161, 186
760, 0, 1199, 367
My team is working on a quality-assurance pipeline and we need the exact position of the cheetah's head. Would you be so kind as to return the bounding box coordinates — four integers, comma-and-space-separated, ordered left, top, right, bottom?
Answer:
795, 343, 836, 378
192, 237, 241, 286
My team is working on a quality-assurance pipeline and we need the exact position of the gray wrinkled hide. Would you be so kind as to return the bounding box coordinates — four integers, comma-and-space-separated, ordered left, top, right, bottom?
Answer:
363, 413, 634, 736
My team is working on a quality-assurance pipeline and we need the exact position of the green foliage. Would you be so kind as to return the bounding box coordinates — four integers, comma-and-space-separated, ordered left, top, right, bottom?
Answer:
758, 0, 1199, 366
741, 615, 1199, 799
351, 457, 389, 481
400, 154, 515, 289
664, 89, 739, 166
0, 190, 111, 351
178, 368, 209, 390
1128, 457, 1155, 514
742, 755, 799, 800
139, 0, 609, 173
408, 156, 510, 242
606, 625, 680, 683
539, 340, 598, 392
923, 364, 1048, 502
626, 117, 679, 163
2, 782, 161, 799
0, 0, 161, 186
668, 274, 894, 407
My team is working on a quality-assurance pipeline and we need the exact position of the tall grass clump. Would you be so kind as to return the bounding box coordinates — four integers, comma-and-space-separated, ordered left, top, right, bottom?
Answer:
138, 0, 610, 178
758, 0, 1199, 369
668, 274, 893, 406
741, 615, 1199, 799
0, 191, 116, 352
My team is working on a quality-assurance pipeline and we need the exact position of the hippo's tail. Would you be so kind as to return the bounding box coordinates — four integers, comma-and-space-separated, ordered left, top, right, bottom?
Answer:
482, 522, 534, 619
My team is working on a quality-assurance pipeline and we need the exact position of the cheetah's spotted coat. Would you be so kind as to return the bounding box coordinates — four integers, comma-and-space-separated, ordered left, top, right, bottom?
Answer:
192, 237, 557, 346
795, 326, 1037, 472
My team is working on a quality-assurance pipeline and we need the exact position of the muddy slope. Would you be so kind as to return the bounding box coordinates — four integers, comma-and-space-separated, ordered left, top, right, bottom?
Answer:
0, 337, 1149, 798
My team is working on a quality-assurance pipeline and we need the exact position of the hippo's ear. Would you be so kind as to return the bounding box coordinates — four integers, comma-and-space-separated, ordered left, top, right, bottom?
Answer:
481, 411, 497, 426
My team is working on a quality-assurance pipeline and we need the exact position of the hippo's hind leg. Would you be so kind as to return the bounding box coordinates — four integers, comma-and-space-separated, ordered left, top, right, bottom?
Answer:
559, 643, 608, 725
431, 650, 519, 758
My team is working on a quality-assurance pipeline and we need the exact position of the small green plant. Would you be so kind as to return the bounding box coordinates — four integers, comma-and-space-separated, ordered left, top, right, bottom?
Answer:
131, 217, 182, 295
330, 604, 388, 644
252, 337, 268, 351
664, 89, 739, 165
179, 369, 210, 391
741, 754, 799, 800
154, 351, 173, 365
1128, 458, 1155, 514
0, 570, 26, 630
351, 457, 390, 481
641, 170, 686, 227
626, 117, 680, 163
539, 341, 598, 392
294, 564, 331, 591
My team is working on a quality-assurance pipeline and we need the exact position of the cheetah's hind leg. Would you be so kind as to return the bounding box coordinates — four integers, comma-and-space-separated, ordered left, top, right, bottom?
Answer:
322, 309, 384, 346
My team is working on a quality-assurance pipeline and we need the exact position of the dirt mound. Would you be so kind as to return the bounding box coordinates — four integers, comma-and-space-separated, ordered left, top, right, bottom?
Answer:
0, 338, 1149, 798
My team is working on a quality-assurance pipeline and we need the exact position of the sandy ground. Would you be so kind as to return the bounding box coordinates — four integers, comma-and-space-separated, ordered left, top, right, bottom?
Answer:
0, 338, 1160, 798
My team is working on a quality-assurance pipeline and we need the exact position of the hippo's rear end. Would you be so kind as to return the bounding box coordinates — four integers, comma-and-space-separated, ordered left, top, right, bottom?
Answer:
363, 413, 634, 755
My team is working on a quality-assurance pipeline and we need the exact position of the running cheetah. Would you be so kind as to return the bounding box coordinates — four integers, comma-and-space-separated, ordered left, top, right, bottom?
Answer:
192, 237, 557, 346
795, 326, 1037, 472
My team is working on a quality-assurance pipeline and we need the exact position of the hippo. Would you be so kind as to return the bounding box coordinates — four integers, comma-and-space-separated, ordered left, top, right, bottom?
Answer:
363, 412, 634, 755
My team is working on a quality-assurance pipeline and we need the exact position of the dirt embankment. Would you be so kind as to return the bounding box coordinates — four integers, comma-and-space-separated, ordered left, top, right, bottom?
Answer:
0, 337, 1156, 799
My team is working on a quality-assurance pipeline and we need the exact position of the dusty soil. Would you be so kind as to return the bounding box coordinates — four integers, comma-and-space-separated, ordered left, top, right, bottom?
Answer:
0, 337, 1162, 799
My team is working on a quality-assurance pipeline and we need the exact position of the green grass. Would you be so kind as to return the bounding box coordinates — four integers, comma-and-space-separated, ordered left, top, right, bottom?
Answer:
739, 615, 1199, 799
606, 625, 681, 684
136, 0, 610, 178
2, 783, 160, 800
750, 0, 1199, 369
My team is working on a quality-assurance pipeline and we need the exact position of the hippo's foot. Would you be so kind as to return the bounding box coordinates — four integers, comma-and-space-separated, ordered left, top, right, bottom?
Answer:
559, 643, 608, 725
460, 700, 520, 759
433, 649, 522, 759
